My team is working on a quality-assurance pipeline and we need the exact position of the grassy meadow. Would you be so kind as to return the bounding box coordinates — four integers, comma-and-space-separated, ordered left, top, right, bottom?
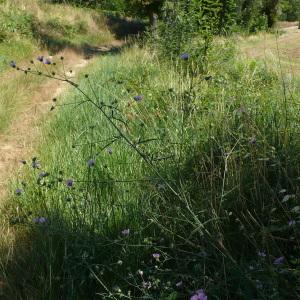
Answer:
0, 0, 115, 133
1, 1, 300, 300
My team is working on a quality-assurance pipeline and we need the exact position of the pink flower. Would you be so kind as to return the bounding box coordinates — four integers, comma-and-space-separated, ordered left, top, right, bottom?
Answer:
190, 289, 207, 300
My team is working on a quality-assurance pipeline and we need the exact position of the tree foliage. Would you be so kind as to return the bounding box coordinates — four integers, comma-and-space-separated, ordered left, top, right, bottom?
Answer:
48, 0, 289, 31
279, 0, 300, 21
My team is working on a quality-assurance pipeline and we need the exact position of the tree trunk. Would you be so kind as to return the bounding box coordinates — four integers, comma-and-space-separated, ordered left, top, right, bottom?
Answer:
264, 0, 280, 28
149, 11, 158, 28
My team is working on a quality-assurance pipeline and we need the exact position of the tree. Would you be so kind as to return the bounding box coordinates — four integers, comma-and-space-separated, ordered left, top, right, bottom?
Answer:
279, 0, 300, 22
218, 0, 237, 33
125, 0, 165, 26
263, 0, 280, 27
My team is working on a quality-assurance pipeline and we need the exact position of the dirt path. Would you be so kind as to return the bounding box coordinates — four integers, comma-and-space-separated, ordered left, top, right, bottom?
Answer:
0, 42, 122, 200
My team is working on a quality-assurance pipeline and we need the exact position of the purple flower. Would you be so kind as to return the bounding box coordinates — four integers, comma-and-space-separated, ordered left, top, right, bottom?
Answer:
121, 228, 130, 236
15, 188, 23, 196
258, 251, 266, 257
152, 253, 160, 260
273, 256, 285, 265
37, 56, 44, 62
66, 179, 74, 188
32, 158, 41, 169
39, 172, 49, 178
43, 58, 51, 65
107, 148, 113, 155
87, 159, 95, 167
133, 95, 143, 102
39, 217, 47, 224
10, 61, 16, 68
180, 53, 189, 60
190, 289, 207, 300
288, 220, 296, 226
33, 217, 47, 224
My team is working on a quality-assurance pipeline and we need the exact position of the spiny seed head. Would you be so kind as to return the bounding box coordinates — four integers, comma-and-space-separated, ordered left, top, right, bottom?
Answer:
180, 53, 189, 60
15, 188, 23, 196
20, 160, 27, 165
39, 172, 49, 178
37, 55, 44, 62
66, 179, 74, 187
85, 74, 89, 78
60, 56, 64, 60
30, 60, 34, 64
52, 98, 57, 102
87, 159, 95, 167
50, 106, 55, 111
52, 72, 55, 76
32, 159, 41, 169
133, 95, 143, 102
10, 61, 16, 68
43, 58, 51, 65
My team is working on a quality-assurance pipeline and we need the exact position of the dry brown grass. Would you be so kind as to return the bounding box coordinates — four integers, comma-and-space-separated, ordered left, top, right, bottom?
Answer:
238, 25, 300, 75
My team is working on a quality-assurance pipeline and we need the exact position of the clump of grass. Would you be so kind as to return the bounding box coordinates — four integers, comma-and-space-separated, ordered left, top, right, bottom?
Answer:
1, 38, 300, 299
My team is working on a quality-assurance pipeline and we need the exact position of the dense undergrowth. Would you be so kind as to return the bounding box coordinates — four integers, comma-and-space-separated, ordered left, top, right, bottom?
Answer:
1, 31, 300, 299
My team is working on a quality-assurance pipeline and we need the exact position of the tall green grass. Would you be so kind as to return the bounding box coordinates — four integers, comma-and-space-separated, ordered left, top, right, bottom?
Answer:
1, 40, 300, 299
